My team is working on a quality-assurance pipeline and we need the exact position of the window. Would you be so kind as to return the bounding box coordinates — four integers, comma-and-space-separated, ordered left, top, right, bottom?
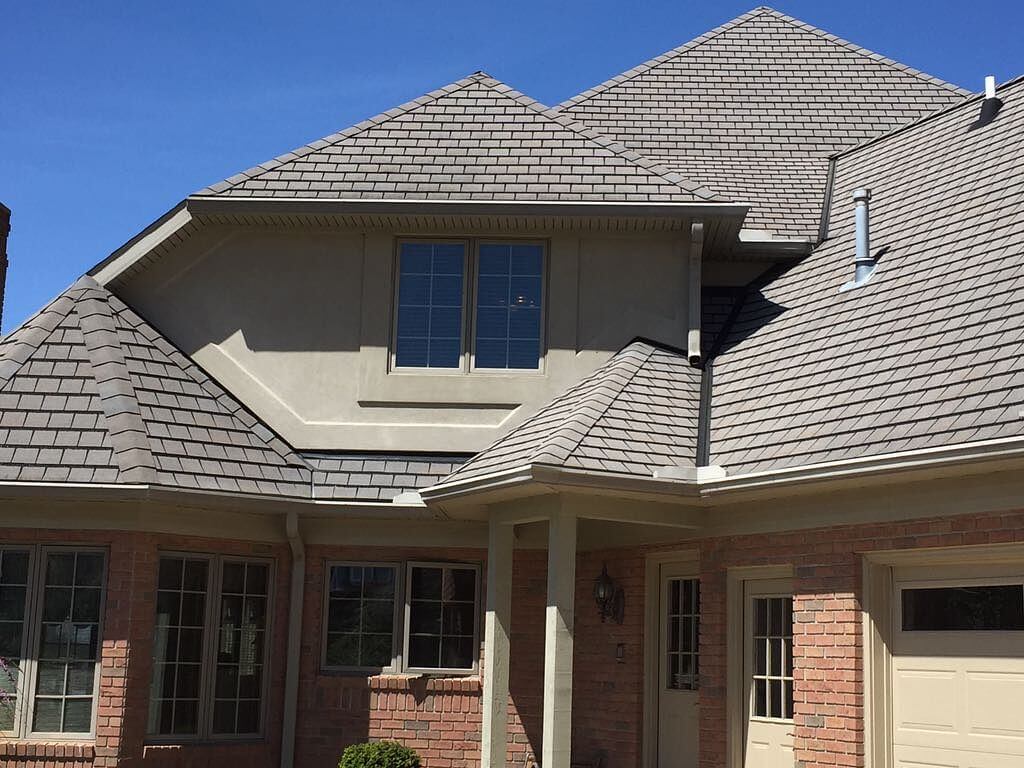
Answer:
902, 583, 1024, 631
751, 596, 793, 720
323, 564, 398, 671
474, 243, 544, 369
666, 578, 700, 691
148, 555, 272, 740
320, 562, 480, 675
405, 563, 479, 673
393, 240, 545, 372
0, 546, 106, 739
394, 242, 466, 369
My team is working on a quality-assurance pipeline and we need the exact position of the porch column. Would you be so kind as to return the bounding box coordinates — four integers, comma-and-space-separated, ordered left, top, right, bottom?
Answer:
481, 517, 514, 768
542, 507, 577, 768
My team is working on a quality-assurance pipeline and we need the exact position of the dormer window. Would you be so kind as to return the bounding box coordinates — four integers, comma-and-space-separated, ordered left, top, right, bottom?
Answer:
393, 239, 545, 372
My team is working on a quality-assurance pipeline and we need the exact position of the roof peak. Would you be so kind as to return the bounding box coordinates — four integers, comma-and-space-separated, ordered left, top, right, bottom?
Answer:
557, 6, 968, 111
195, 71, 721, 202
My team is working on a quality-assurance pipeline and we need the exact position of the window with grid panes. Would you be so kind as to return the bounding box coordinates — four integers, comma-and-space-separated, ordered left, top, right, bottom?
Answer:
666, 578, 700, 690
751, 596, 793, 720
405, 564, 479, 672
0, 547, 107, 738
324, 564, 397, 670
147, 555, 271, 740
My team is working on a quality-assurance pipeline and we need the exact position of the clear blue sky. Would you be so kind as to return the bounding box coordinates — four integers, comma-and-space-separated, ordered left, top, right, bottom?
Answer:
1, 0, 1020, 333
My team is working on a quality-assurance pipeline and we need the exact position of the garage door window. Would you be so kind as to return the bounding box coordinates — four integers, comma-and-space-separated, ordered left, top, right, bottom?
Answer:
901, 584, 1024, 631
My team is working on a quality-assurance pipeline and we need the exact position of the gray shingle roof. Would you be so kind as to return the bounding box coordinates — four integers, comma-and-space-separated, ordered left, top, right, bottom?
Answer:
709, 77, 1024, 474
304, 453, 471, 502
443, 340, 702, 484
195, 73, 719, 203
0, 277, 312, 495
558, 6, 969, 237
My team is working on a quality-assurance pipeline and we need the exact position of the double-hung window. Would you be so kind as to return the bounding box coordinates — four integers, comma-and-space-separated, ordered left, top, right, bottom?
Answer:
321, 561, 480, 675
148, 554, 272, 740
0, 546, 106, 739
393, 240, 545, 372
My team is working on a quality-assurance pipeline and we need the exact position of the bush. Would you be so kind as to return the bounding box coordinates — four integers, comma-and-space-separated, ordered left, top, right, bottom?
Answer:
339, 741, 421, 768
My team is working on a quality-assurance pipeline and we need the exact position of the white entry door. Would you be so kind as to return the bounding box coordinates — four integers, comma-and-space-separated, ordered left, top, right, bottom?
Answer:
657, 563, 699, 768
891, 564, 1024, 768
743, 579, 794, 768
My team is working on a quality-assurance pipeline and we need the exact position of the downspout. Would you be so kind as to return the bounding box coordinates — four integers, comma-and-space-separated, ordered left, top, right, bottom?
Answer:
281, 510, 305, 768
687, 220, 704, 366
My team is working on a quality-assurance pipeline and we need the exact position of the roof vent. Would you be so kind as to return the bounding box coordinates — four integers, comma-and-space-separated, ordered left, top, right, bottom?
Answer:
840, 188, 875, 291
971, 75, 1003, 129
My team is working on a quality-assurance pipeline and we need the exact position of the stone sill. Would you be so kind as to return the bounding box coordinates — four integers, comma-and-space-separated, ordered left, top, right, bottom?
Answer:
369, 675, 482, 694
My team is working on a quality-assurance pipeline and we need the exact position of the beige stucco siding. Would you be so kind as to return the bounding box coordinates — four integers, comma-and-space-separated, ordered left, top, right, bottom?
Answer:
119, 226, 693, 451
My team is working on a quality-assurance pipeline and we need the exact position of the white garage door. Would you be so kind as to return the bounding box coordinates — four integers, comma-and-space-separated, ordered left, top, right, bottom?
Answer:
891, 564, 1024, 768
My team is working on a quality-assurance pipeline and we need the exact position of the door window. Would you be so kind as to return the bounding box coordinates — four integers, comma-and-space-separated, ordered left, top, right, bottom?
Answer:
750, 596, 793, 720
666, 578, 700, 691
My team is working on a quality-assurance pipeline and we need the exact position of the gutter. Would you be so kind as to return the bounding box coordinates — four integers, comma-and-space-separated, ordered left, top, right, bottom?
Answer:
281, 510, 305, 768
422, 436, 1024, 506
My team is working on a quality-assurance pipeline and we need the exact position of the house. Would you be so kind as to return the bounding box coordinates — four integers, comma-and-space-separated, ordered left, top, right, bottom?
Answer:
1, 6, 1022, 768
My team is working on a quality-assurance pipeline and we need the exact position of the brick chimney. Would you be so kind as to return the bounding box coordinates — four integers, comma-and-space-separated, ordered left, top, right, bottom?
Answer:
0, 203, 9, 330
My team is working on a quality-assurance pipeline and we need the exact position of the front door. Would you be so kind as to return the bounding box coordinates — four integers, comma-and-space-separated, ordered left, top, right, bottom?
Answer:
743, 579, 794, 768
657, 563, 699, 768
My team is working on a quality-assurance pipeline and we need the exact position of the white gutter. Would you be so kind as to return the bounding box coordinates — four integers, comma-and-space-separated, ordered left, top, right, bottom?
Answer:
422, 436, 1024, 505
280, 510, 305, 768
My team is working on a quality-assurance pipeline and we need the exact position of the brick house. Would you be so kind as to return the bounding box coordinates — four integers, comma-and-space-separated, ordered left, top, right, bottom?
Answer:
1, 6, 1022, 768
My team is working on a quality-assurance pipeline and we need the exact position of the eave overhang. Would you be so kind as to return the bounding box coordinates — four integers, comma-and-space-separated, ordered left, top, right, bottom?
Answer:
421, 436, 1024, 516
88, 195, 751, 287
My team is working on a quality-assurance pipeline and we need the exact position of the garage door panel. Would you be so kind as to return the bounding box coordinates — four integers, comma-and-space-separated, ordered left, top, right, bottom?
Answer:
895, 743, 1024, 768
966, 671, 1024, 741
893, 666, 958, 736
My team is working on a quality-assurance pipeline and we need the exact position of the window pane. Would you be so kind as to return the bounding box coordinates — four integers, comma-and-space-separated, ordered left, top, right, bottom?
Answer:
395, 242, 465, 369
148, 556, 208, 737
902, 584, 1024, 631
212, 562, 269, 735
406, 566, 478, 671
474, 243, 543, 370
324, 565, 397, 669
33, 551, 104, 734
0, 547, 30, 731
665, 578, 699, 691
749, 595, 793, 722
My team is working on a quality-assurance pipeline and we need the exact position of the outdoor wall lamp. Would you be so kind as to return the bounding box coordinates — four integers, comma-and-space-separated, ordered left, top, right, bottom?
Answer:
593, 563, 625, 624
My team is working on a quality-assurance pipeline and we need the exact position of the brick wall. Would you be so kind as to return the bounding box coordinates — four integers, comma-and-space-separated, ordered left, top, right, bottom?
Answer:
295, 545, 546, 768
0, 528, 289, 768
2, 507, 1023, 768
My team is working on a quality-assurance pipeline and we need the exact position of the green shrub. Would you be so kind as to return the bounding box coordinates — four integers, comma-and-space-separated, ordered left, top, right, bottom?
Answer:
339, 741, 421, 768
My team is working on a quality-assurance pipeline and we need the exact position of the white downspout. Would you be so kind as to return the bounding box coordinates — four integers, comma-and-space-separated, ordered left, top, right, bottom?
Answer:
281, 510, 305, 768
687, 220, 705, 366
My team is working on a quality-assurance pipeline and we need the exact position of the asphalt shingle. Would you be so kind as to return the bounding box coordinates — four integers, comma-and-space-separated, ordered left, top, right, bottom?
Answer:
708, 78, 1024, 474
558, 7, 968, 238
444, 340, 703, 484
195, 73, 719, 203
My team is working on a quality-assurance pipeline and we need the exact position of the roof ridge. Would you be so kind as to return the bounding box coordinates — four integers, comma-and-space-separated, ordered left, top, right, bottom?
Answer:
470, 75, 720, 200
556, 6, 968, 112
0, 279, 90, 391
194, 72, 490, 196
549, 342, 664, 466
830, 73, 1024, 163
73, 277, 158, 484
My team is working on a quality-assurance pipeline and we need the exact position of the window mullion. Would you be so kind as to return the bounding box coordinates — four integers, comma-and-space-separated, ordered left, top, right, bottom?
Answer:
199, 556, 222, 740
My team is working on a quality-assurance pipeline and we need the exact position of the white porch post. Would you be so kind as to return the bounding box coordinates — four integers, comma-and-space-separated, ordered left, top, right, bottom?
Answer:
481, 518, 514, 768
542, 507, 577, 768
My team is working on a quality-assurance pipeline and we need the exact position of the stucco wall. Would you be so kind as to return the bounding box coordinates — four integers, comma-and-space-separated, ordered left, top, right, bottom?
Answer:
117, 225, 693, 451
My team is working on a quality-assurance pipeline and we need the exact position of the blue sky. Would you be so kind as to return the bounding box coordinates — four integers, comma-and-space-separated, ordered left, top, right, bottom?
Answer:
1, 0, 1020, 333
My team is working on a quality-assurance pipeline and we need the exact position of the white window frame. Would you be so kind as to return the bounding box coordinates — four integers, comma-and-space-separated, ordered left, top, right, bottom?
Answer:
320, 561, 403, 674
146, 552, 275, 744
390, 237, 548, 375
0, 545, 108, 741
402, 561, 481, 676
